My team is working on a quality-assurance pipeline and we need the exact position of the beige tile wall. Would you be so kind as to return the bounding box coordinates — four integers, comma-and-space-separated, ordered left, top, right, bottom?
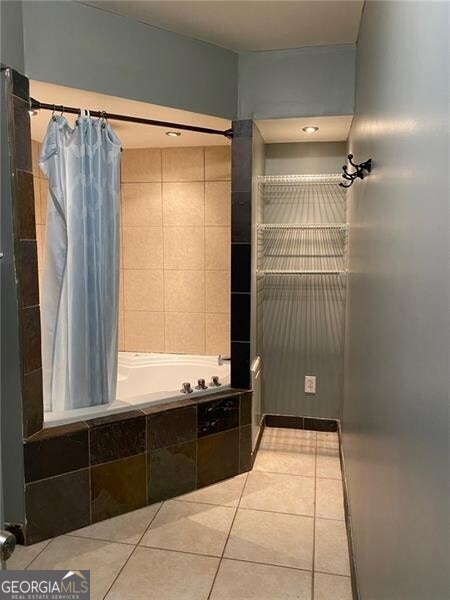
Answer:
32, 143, 231, 356
32, 141, 47, 298
121, 145, 231, 355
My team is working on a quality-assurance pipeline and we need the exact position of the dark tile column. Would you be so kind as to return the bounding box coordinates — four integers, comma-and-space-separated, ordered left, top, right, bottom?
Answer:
4, 68, 43, 437
231, 120, 253, 389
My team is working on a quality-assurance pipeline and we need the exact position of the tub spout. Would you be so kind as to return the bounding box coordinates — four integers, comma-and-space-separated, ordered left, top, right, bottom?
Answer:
210, 375, 222, 387
218, 355, 231, 366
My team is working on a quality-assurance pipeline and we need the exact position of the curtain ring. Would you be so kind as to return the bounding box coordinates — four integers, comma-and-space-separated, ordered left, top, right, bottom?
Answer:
60, 105, 64, 117
100, 110, 107, 129
52, 105, 56, 121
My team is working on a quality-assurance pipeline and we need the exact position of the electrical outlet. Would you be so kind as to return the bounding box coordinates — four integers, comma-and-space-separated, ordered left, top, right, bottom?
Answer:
304, 375, 316, 394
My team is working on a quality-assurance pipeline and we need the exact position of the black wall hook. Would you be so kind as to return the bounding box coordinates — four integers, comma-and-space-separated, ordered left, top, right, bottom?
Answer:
340, 154, 372, 188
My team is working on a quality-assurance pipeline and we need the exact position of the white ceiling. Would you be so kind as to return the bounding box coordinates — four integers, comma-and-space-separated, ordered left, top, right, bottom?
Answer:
30, 81, 231, 148
256, 116, 353, 144
82, 0, 364, 52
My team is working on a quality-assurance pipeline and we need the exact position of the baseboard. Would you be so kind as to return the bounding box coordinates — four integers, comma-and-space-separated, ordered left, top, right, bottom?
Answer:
250, 415, 266, 467
337, 421, 360, 600
264, 414, 338, 432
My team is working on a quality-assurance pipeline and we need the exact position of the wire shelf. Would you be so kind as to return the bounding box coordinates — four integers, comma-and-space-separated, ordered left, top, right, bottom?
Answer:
260, 174, 343, 184
257, 227, 347, 272
257, 269, 346, 275
258, 223, 347, 230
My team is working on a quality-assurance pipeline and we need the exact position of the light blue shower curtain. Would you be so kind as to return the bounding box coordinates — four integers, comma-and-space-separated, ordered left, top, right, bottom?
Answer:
39, 111, 121, 412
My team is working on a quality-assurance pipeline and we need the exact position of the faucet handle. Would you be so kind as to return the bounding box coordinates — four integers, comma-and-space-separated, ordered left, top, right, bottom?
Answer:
210, 375, 221, 387
195, 379, 208, 390
180, 382, 193, 394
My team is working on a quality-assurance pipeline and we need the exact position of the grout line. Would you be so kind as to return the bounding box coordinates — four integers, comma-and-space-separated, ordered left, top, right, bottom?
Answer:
206, 471, 249, 599
312, 427, 318, 599
64, 533, 136, 546
100, 501, 165, 600
23, 538, 53, 570
253, 468, 341, 481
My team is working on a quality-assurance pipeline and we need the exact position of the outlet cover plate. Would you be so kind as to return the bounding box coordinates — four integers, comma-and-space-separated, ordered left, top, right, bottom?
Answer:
304, 375, 316, 394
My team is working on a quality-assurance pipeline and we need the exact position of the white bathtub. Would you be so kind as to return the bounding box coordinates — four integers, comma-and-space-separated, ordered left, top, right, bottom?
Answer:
44, 352, 231, 427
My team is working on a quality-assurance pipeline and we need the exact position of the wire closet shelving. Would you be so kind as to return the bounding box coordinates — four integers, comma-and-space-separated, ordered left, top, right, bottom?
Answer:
257, 174, 348, 276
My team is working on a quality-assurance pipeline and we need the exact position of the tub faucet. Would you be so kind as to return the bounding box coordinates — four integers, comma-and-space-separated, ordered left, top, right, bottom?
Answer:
195, 379, 208, 390
218, 355, 231, 366
180, 382, 193, 394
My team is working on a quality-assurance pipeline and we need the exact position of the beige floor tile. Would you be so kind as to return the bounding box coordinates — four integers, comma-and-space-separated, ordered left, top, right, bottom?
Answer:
28, 535, 133, 600
122, 227, 163, 269
316, 478, 345, 520
253, 448, 316, 477
314, 572, 353, 600
261, 428, 317, 452
224, 508, 314, 570
314, 519, 351, 576
240, 471, 314, 516
140, 499, 235, 557
178, 473, 247, 507
316, 432, 340, 451
162, 147, 204, 182
162, 181, 204, 225
164, 270, 205, 312
163, 226, 204, 270
204, 146, 231, 181
205, 313, 230, 356
70, 503, 162, 545
205, 181, 231, 226
205, 270, 230, 313
123, 269, 164, 311
121, 148, 162, 183
316, 452, 342, 479
105, 546, 219, 600
210, 558, 312, 600
165, 312, 205, 354
7, 539, 52, 570
121, 182, 162, 227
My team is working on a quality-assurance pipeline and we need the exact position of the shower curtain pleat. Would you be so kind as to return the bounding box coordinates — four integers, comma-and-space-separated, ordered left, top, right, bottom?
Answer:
39, 111, 121, 412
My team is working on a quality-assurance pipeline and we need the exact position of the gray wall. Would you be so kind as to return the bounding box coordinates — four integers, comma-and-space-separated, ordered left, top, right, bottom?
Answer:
238, 45, 355, 120
265, 141, 347, 175
0, 0, 24, 71
343, 2, 449, 599
22, 1, 238, 119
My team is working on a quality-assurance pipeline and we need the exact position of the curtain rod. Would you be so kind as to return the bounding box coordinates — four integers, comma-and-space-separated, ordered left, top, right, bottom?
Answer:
29, 98, 233, 139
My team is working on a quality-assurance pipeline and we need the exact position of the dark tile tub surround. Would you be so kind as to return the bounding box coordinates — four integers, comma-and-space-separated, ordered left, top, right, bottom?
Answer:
231, 119, 253, 390
25, 469, 90, 545
148, 440, 197, 504
21, 389, 253, 544
91, 453, 147, 522
24, 422, 89, 483
89, 411, 146, 465
197, 428, 239, 487
4, 68, 43, 438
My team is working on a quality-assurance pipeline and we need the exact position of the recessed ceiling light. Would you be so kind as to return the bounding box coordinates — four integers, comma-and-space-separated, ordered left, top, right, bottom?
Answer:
166, 131, 181, 137
28, 109, 38, 117
302, 126, 319, 133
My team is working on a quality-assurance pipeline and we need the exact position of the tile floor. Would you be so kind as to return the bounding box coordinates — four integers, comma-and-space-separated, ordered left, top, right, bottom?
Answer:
9, 427, 353, 600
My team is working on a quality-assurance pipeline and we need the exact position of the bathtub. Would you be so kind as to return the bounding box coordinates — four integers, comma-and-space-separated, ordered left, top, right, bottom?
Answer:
44, 352, 231, 427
